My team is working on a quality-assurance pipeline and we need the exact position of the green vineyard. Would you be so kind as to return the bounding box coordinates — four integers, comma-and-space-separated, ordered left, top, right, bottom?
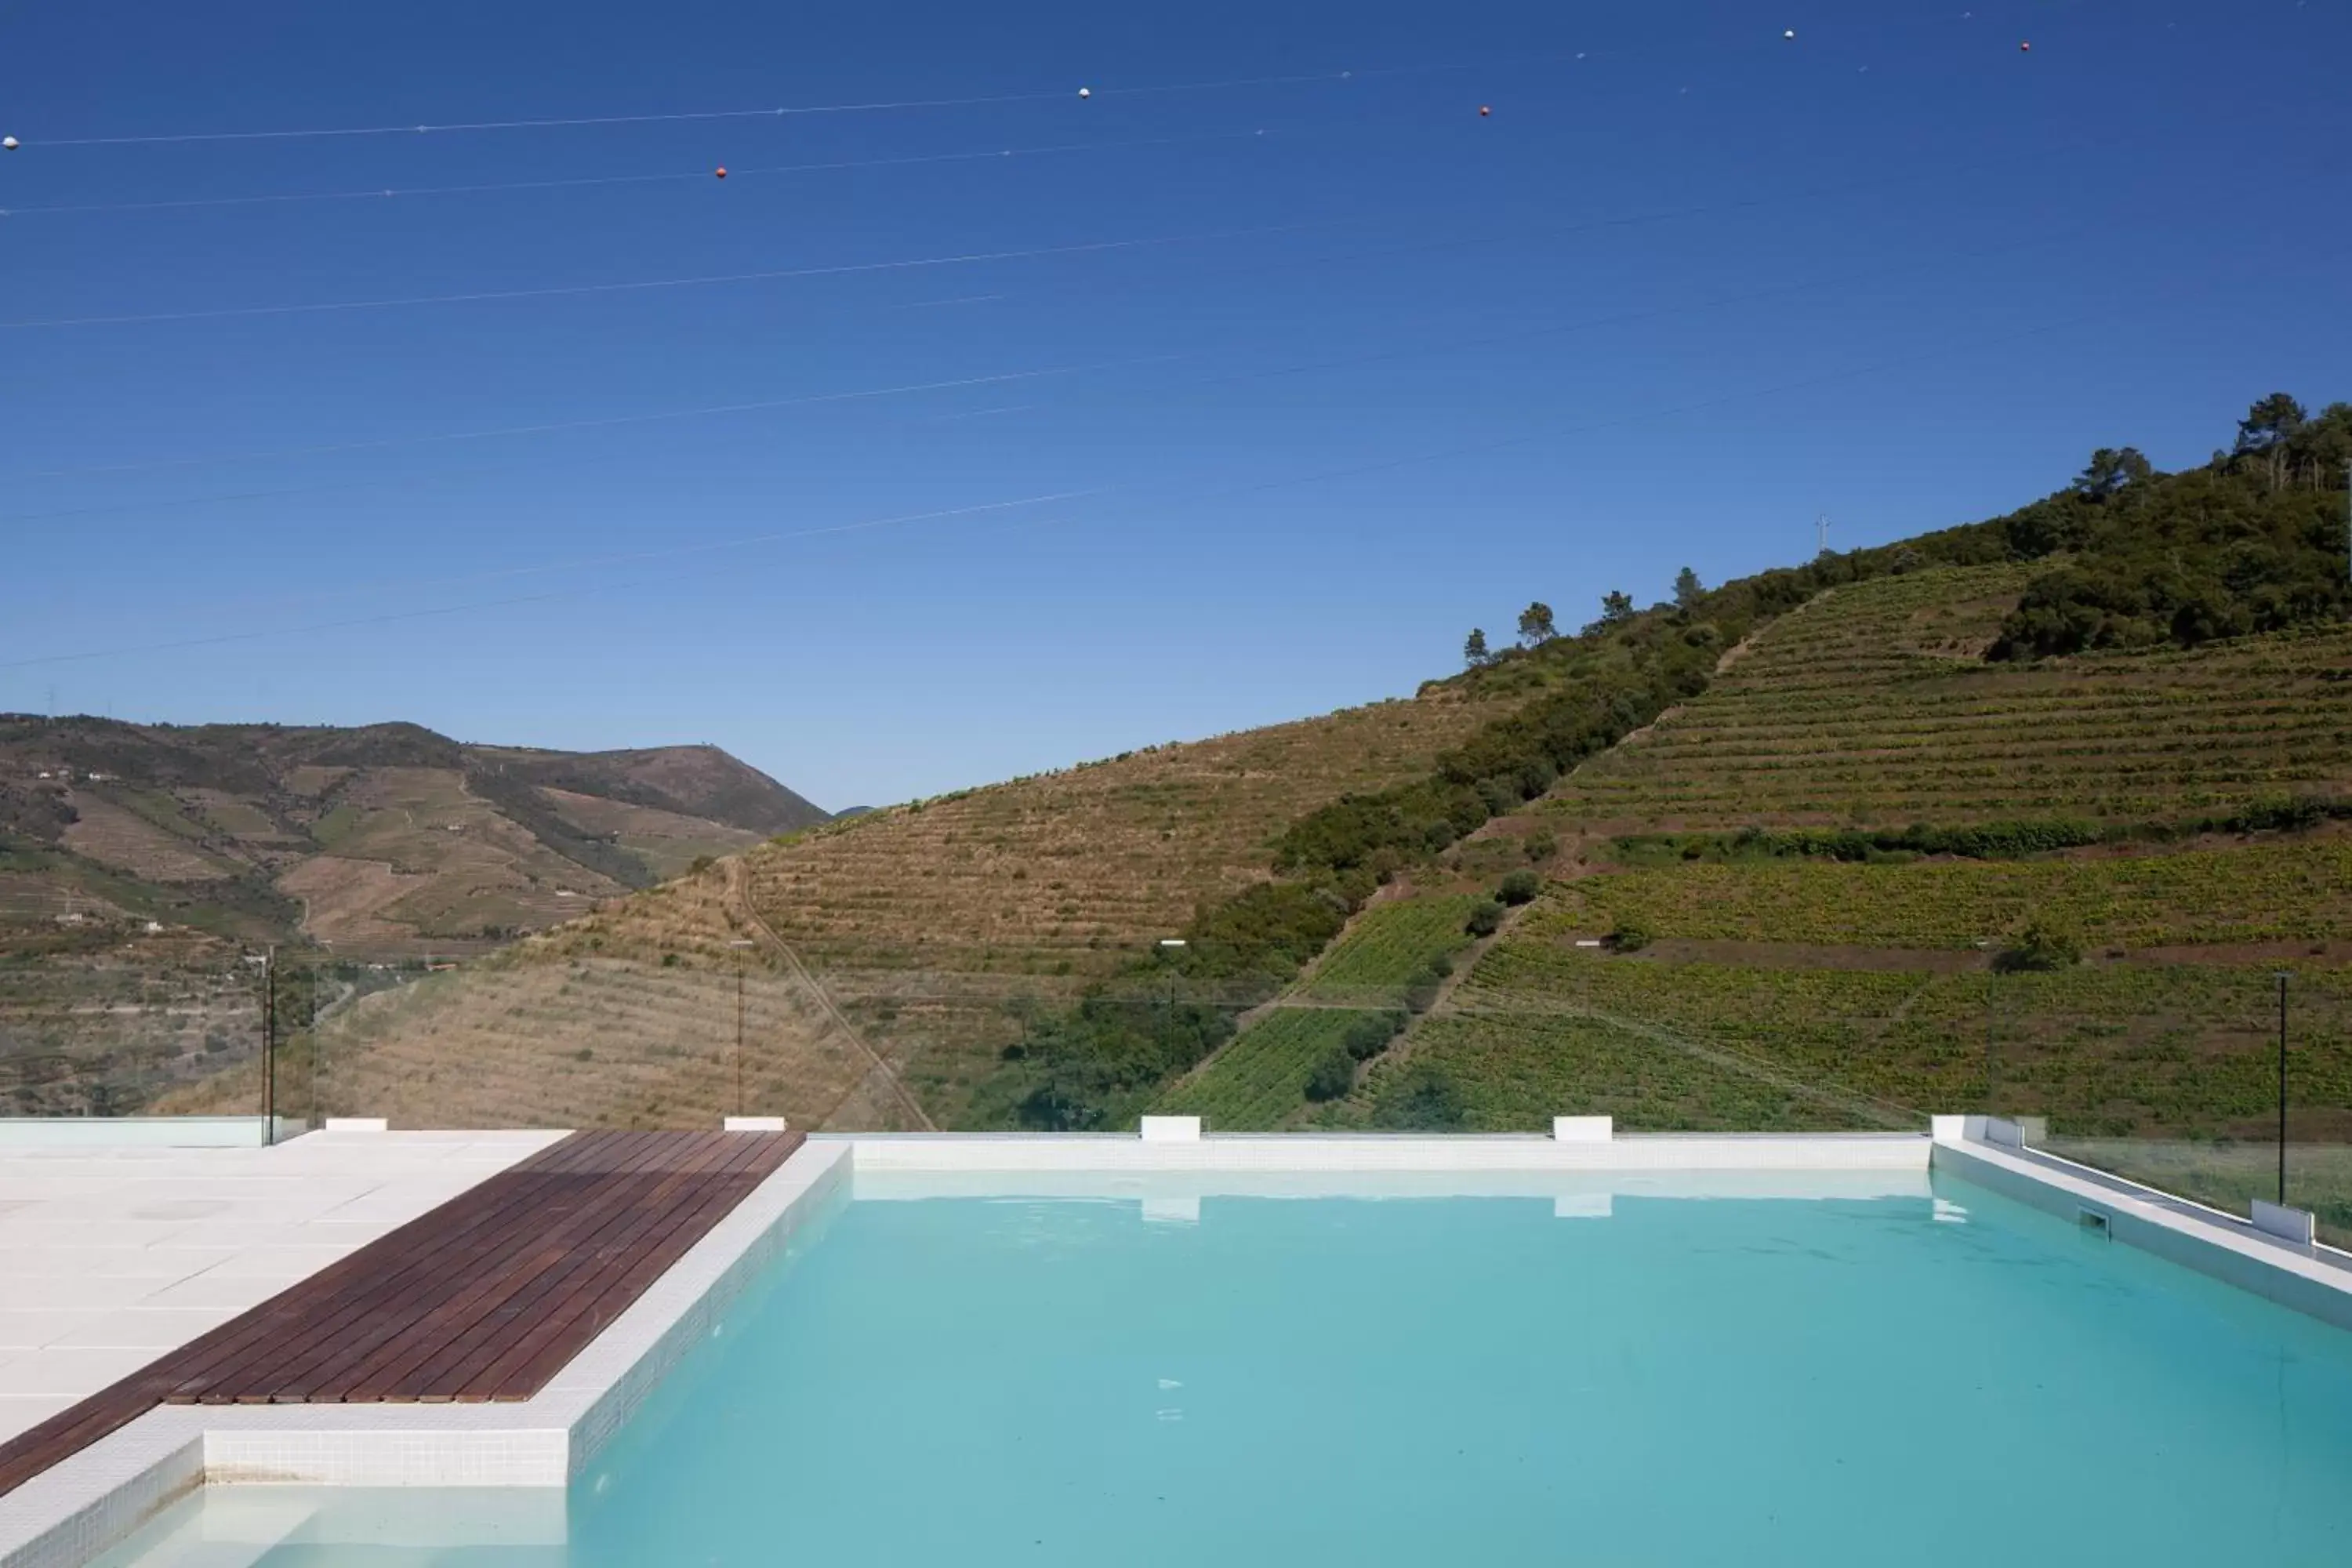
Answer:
1154, 894, 1479, 1127
1537, 837, 2352, 951
1365, 934, 2352, 1140
1544, 566, 2352, 828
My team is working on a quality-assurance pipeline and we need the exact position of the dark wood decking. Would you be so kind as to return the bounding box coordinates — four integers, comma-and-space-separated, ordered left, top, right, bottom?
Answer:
0, 1128, 802, 1499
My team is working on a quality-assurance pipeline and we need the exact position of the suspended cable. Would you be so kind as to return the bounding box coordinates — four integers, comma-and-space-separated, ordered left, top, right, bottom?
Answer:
8, 35, 1797, 150
0, 126, 1282, 218
0, 492, 1098, 670
11, 150, 2047, 477
0, 218, 1314, 331
1, 354, 1184, 506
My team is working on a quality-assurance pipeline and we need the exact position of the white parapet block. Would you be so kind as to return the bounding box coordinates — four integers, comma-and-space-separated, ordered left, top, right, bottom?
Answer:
1139, 1116, 1202, 1144
2252, 1200, 2318, 1247
1552, 1116, 1612, 1143
322, 1117, 390, 1133
1930, 1115, 1969, 1145
724, 1116, 789, 1132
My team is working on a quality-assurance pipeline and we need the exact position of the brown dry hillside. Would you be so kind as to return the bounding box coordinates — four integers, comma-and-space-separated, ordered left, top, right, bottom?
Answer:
2, 717, 828, 1115
187, 690, 1510, 1131
0, 719, 824, 952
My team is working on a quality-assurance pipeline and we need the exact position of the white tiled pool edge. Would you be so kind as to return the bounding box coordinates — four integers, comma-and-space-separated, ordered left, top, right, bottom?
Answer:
1926, 1127, 2352, 1333
9, 1126, 2352, 1568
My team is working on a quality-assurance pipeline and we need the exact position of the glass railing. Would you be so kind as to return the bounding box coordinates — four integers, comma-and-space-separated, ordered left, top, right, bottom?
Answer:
5, 922, 2345, 1254
1984, 964, 2351, 1250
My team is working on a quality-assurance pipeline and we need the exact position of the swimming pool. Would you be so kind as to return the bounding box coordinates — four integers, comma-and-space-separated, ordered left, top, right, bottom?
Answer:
93, 1170, 2352, 1566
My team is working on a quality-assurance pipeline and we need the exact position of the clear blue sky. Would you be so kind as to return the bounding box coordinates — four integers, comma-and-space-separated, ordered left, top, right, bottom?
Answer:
3, 0, 2345, 810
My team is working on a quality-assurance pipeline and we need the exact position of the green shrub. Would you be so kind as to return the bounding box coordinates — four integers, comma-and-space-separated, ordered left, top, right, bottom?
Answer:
1465, 900, 1506, 938
1523, 828, 1558, 864
1496, 870, 1541, 906
1373, 1064, 1469, 1130
1994, 921, 2082, 973
1305, 1047, 1356, 1102
1343, 1010, 1407, 1061
1608, 923, 1652, 953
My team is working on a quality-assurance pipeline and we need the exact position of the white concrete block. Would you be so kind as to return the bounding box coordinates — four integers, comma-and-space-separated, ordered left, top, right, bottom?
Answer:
2251, 1200, 2317, 1247
1552, 1116, 1612, 1143
1984, 1117, 2025, 1149
1929, 1115, 1969, 1145
722, 1116, 788, 1132
321, 1118, 389, 1134
1138, 1116, 1201, 1144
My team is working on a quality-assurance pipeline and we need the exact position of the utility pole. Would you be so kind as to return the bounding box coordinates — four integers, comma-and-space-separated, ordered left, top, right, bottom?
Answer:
1816, 514, 1831, 557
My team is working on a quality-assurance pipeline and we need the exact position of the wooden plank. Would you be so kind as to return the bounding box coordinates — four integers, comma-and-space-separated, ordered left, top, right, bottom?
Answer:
233, 1133, 673, 1403
352, 1149, 742, 1402
462, 1134, 790, 1400
162, 1132, 654, 1403
0, 1129, 804, 1500
403, 1134, 771, 1400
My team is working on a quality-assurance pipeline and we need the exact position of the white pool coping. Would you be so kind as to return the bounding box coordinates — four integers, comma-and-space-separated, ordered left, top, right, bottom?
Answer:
8, 1124, 2352, 1568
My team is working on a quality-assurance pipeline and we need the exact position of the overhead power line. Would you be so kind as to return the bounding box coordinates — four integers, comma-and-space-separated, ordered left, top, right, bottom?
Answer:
0, 218, 1314, 331
7, 37, 1806, 150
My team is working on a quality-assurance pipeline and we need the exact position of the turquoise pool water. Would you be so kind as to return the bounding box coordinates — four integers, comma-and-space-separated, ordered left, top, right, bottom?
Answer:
99, 1174, 2352, 1565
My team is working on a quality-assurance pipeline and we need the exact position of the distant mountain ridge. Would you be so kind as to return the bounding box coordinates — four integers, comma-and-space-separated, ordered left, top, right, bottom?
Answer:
0, 716, 827, 951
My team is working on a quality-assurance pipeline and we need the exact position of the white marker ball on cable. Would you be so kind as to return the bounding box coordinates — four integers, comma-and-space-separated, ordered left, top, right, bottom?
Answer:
1784, 29, 1797, 40
2, 136, 17, 151
1077, 86, 1091, 99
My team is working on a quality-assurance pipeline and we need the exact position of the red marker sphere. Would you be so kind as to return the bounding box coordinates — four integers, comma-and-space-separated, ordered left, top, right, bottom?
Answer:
1479, 104, 1491, 117
2019, 41, 2031, 52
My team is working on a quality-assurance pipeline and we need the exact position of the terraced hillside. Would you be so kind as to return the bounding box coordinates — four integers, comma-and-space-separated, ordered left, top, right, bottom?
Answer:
746, 697, 1501, 975
1546, 565, 2352, 829
1342, 586, 2352, 1229
176, 692, 1508, 1131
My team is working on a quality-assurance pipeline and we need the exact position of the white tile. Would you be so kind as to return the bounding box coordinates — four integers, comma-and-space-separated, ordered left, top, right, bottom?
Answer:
16, 1248, 239, 1282
0, 1392, 78, 1444
0, 1275, 197, 1312
194, 1246, 358, 1280
0, 1345, 160, 1396
0, 1312, 95, 1351
52, 1308, 241, 1351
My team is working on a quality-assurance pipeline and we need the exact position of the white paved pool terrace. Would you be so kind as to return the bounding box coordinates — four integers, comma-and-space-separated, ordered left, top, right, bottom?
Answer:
0, 1130, 565, 1446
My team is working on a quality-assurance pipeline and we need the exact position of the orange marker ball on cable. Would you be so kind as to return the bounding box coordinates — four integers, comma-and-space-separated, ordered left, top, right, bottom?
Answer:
714, 165, 728, 179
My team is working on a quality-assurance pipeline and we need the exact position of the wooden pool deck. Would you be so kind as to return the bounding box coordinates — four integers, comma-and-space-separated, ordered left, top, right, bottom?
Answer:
0, 1128, 801, 1498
